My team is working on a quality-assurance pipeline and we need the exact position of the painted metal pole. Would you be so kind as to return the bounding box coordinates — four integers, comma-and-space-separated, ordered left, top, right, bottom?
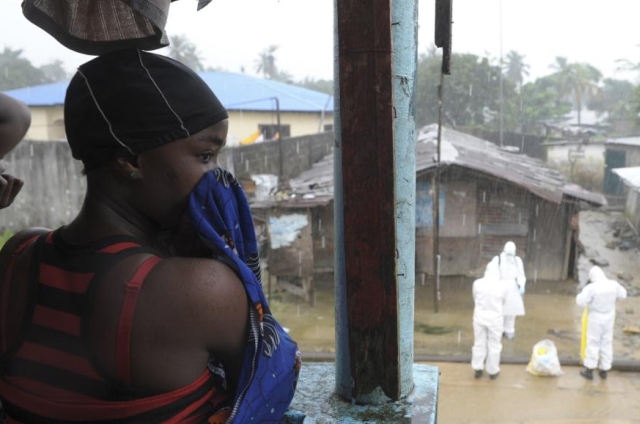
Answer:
392, 0, 419, 396
333, 0, 351, 401
275, 97, 283, 179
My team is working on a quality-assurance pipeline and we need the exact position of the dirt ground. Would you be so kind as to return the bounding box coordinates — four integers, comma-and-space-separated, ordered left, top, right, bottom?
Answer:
434, 362, 640, 424
270, 209, 640, 423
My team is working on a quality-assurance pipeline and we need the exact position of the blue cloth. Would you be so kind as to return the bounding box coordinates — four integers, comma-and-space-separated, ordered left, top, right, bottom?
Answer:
187, 169, 301, 424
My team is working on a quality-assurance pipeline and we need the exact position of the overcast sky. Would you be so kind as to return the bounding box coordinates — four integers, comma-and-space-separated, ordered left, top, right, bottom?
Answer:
1, 0, 639, 84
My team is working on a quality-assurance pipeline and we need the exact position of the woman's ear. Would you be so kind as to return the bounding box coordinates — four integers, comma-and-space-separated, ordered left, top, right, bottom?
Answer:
114, 156, 142, 181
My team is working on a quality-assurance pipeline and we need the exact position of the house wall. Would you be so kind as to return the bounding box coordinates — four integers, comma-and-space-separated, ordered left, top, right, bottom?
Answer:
546, 143, 605, 193
546, 143, 605, 164
25, 106, 65, 141
625, 188, 640, 234
23, 105, 333, 144
606, 143, 640, 168
414, 169, 570, 280
528, 199, 573, 281
311, 204, 334, 274
415, 177, 480, 275
227, 111, 333, 145
266, 209, 314, 278
0, 140, 86, 231
476, 178, 531, 265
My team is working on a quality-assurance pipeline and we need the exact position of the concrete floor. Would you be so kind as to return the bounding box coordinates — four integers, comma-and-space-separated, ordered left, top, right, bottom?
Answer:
434, 361, 640, 424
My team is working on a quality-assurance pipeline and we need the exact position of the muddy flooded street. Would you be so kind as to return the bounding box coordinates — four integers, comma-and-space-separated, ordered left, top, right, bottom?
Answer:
270, 210, 640, 363
268, 208, 640, 423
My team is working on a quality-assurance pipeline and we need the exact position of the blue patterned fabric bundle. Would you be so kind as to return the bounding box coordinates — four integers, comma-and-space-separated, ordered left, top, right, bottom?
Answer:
187, 169, 301, 423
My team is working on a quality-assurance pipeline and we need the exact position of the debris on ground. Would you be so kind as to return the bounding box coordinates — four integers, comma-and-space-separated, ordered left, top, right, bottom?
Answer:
589, 257, 610, 267
623, 325, 640, 335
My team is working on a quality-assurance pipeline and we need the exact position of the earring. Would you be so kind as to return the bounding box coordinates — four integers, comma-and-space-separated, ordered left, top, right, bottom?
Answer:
129, 172, 139, 180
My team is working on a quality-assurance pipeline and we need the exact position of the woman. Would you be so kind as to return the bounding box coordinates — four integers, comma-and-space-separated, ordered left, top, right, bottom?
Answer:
0, 49, 298, 423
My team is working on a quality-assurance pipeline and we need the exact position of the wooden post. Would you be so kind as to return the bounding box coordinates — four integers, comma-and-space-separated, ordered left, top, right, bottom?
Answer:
335, 0, 398, 401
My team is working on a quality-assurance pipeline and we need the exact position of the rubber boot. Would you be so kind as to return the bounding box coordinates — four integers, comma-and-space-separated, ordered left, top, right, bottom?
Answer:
580, 368, 593, 380
599, 370, 607, 379
474, 370, 483, 379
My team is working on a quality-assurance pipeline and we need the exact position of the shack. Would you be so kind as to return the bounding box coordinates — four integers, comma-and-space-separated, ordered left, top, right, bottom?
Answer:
604, 136, 640, 196
611, 166, 640, 237
252, 125, 606, 294
249, 155, 335, 303
414, 125, 605, 281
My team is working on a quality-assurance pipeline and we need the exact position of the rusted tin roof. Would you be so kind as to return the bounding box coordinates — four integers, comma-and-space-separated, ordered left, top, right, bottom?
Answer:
279, 125, 607, 207
415, 125, 606, 206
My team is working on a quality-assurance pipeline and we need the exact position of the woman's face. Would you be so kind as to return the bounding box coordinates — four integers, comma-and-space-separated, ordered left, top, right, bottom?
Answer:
133, 119, 229, 229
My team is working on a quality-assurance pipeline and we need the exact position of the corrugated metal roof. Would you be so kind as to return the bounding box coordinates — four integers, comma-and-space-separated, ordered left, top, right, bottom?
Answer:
2, 71, 334, 113
612, 166, 640, 188
288, 124, 606, 207
607, 136, 640, 147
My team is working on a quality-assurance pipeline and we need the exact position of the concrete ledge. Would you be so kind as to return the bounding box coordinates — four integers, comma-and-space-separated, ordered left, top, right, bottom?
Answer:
281, 363, 439, 423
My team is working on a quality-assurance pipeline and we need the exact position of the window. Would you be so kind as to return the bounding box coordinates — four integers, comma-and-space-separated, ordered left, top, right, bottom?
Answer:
258, 124, 290, 140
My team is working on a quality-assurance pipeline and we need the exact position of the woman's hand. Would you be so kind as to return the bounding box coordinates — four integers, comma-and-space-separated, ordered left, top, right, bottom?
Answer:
0, 173, 24, 209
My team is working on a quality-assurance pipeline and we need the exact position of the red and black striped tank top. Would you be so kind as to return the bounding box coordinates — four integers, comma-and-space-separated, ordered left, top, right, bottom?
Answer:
0, 230, 230, 423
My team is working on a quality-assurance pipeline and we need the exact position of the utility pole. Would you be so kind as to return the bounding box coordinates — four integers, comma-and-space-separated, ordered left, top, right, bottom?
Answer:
274, 97, 282, 180
499, 0, 504, 148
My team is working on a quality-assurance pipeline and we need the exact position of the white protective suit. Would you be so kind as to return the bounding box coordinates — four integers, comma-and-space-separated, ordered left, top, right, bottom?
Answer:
576, 266, 627, 371
489, 241, 526, 335
471, 262, 510, 375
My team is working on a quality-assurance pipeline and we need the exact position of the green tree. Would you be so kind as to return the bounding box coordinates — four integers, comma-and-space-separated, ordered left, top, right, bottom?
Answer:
168, 35, 204, 71
0, 47, 45, 90
416, 49, 510, 128
503, 50, 529, 90
253, 45, 296, 83
589, 78, 637, 133
255, 45, 279, 80
295, 77, 333, 94
519, 76, 571, 132
549, 59, 602, 125
40, 59, 69, 83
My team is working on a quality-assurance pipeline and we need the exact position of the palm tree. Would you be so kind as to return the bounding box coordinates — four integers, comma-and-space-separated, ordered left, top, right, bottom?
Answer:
254, 45, 279, 79
566, 63, 603, 125
168, 35, 204, 71
549, 57, 602, 125
503, 50, 529, 90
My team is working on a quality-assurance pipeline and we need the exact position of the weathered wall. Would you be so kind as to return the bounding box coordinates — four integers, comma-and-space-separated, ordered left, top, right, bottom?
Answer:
625, 188, 640, 234
458, 127, 550, 160
0, 140, 86, 232
220, 131, 334, 181
528, 199, 572, 281
1, 132, 334, 233
414, 169, 570, 280
607, 144, 640, 168
311, 204, 334, 274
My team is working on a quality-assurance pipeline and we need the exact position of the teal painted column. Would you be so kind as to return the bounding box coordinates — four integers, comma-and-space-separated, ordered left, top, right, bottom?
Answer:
393, 0, 418, 396
333, 0, 350, 399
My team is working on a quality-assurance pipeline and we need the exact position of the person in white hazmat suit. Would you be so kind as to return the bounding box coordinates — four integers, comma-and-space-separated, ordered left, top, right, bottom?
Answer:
489, 241, 526, 339
576, 266, 627, 380
471, 261, 510, 379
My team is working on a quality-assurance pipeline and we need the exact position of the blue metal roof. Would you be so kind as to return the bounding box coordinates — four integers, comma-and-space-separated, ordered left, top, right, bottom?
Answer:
3, 71, 334, 113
